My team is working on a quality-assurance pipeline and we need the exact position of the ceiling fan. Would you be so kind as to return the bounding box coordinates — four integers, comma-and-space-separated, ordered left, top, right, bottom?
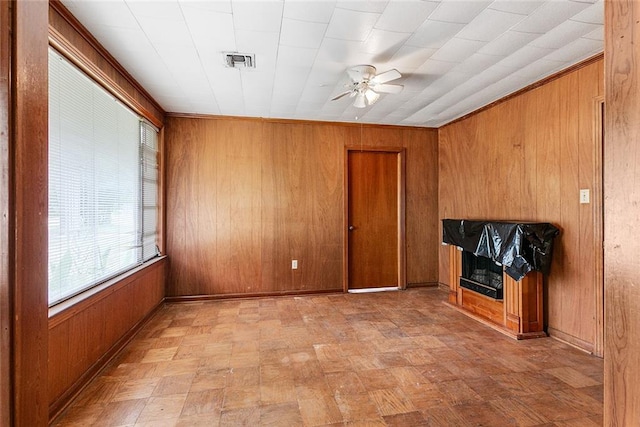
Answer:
331, 65, 404, 108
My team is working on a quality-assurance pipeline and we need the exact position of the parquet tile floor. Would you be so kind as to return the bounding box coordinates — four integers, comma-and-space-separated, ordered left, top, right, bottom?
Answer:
54, 287, 603, 426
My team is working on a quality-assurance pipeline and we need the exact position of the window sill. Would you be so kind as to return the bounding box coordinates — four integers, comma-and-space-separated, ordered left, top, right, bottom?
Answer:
48, 255, 167, 322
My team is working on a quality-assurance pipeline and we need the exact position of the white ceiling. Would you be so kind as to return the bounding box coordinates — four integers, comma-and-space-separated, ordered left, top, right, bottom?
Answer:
61, 0, 603, 127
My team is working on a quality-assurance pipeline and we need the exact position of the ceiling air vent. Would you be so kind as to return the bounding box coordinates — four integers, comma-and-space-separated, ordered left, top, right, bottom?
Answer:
223, 52, 255, 69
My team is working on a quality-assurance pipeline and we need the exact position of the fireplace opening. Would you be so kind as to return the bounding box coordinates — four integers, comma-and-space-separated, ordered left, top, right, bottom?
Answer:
460, 251, 504, 300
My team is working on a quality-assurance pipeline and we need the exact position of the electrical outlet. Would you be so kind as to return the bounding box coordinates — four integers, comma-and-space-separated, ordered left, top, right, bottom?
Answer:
580, 189, 590, 204
291, 259, 298, 270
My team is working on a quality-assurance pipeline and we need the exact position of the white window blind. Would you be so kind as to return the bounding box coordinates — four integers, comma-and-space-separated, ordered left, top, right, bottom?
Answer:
48, 48, 159, 306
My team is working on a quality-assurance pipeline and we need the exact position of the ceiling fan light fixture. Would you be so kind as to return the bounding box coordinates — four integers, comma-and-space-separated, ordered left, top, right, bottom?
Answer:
365, 89, 380, 105
354, 93, 367, 108
332, 64, 403, 109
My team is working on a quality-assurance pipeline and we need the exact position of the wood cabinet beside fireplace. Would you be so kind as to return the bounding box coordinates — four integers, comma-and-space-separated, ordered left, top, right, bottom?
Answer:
447, 245, 546, 340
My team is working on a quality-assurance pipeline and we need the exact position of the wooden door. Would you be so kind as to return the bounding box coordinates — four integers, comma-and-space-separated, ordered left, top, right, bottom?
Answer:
346, 149, 405, 290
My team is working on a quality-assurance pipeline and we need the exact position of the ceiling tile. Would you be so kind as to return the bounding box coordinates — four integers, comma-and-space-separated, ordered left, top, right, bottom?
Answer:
479, 31, 539, 56
232, 1, 283, 32
487, 74, 531, 95
455, 9, 527, 42
126, 1, 183, 20
89, 26, 153, 54
280, 18, 327, 49
235, 30, 279, 56
64, 0, 139, 29
181, 6, 235, 49
273, 65, 310, 90
136, 15, 193, 48
452, 53, 504, 74
529, 20, 600, 49
300, 85, 335, 102
316, 38, 369, 64
410, 71, 472, 109
400, 74, 435, 93
375, 1, 439, 33
305, 60, 347, 86
471, 64, 519, 86
583, 27, 604, 41
326, 8, 380, 41
430, 38, 487, 63
178, 0, 232, 14
543, 37, 603, 62
243, 74, 274, 103
283, 1, 336, 23
277, 45, 318, 68
487, 0, 545, 15
429, 0, 492, 24
570, 2, 604, 24
388, 46, 437, 71
515, 58, 566, 79
498, 45, 554, 69
512, 0, 591, 34
414, 58, 460, 77
360, 29, 409, 59
406, 20, 467, 49
336, 1, 388, 14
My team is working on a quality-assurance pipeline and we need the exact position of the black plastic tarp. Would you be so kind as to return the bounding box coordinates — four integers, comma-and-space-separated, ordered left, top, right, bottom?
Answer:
442, 219, 560, 281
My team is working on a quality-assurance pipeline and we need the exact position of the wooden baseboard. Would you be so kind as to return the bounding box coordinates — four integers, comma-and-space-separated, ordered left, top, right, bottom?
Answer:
547, 326, 595, 355
406, 282, 439, 289
437, 282, 450, 293
164, 288, 344, 303
48, 301, 165, 424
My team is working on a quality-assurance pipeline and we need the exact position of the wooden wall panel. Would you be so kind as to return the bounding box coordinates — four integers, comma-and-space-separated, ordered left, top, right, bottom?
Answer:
439, 59, 603, 352
165, 117, 439, 297
0, 2, 10, 423
404, 129, 439, 285
12, 1, 50, 425
604, 1, 640, 424
48, 259, 166, 420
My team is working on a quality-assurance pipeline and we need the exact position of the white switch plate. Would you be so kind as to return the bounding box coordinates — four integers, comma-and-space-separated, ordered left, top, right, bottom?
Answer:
291, 260, 298, 270
580, 189, 590, 204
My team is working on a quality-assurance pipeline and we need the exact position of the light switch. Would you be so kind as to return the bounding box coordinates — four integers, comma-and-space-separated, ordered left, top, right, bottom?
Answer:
580, 189, 590, 204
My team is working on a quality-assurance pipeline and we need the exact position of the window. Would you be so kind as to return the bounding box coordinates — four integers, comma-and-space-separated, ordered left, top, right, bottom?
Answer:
48, 48, 159, 306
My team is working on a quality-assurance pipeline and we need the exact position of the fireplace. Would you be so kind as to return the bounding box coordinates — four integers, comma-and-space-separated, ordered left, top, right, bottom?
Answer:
442, 219, 560, 340
460, 251, 503, 300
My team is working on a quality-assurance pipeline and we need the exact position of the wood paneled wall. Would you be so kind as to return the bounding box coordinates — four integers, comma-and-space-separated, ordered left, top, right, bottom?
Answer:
0, 2, 11, 423
165, 117, 439, 297
604, 1, 640, 424
48, 259, 166, 420
439, 58, 603, 352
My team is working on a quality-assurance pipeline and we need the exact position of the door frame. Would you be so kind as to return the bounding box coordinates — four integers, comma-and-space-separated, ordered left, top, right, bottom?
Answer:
343, 146, 406, 292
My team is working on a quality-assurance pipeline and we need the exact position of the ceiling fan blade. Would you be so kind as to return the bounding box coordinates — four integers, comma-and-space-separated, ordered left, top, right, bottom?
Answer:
348, 65, 377, 82
371, 69, 402, 84
353, 93, 367, 108
331, 90, 353, 101
374, 83, 403, 94
365, 89, 380, 105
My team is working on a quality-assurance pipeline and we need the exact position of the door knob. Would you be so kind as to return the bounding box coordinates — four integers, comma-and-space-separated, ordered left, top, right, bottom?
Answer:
348, 225, 355, 231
